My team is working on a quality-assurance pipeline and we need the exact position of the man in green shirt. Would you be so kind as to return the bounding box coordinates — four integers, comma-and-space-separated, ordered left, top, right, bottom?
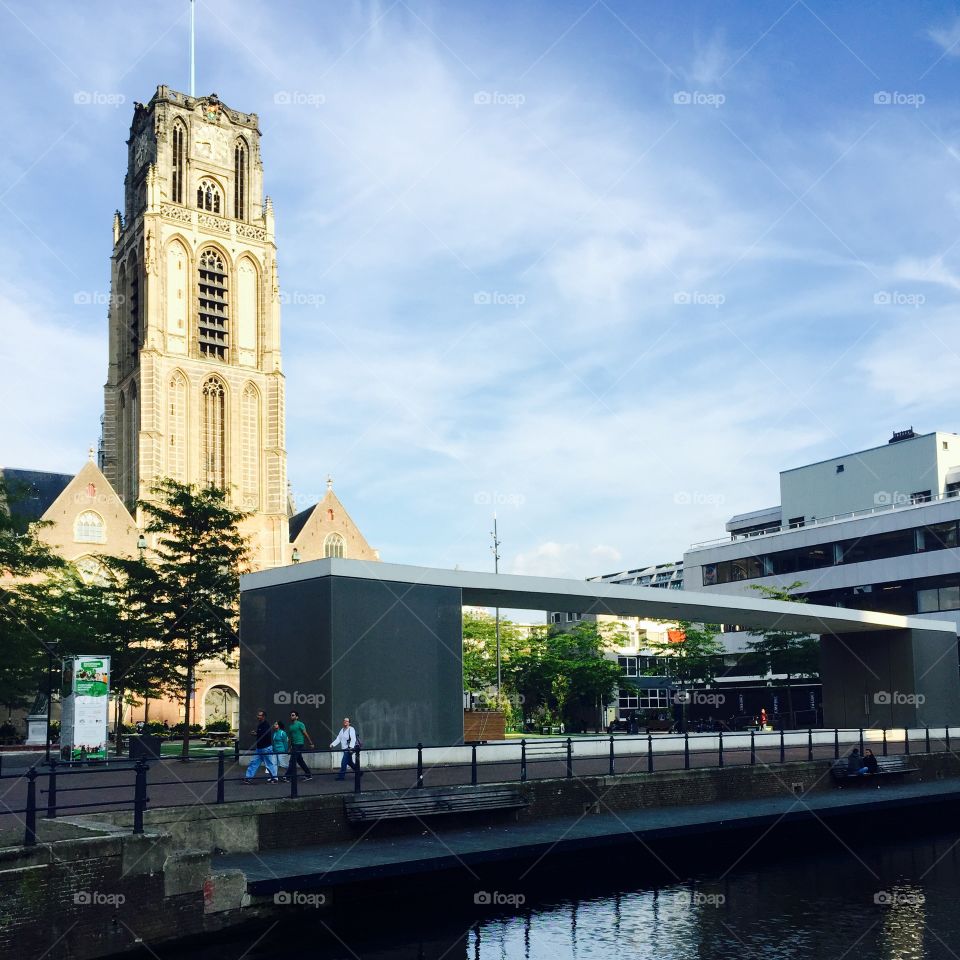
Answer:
281, 710, 314, 781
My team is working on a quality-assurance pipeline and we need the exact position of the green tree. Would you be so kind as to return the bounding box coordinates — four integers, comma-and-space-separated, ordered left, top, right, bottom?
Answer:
462, 610, 521, 693
644, 621, 725, 730
547, 620, 624, 730
504, 620, 623, 731
503, 625, 554, 725
747, 581, 820, 728
137, 479, 250, 758
0, 477, 64, 714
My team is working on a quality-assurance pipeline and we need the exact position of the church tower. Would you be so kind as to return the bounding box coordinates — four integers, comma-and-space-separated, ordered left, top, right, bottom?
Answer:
102, 85, 288, 568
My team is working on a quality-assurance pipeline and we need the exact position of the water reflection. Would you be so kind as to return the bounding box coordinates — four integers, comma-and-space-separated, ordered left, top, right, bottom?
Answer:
169, 831, 960, 960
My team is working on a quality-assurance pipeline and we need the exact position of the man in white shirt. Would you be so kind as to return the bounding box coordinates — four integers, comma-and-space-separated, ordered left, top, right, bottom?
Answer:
331, 717, 360, 781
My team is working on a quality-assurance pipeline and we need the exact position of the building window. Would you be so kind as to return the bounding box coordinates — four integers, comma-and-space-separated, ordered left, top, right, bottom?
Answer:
240, 383, 260, 508
201, 377, 226, 488
323, 533, 345, 559
167, 371, 187, 481
171, 121, 186, 204
75, 555, 111, 585
551, 612, 562, 624
618, 656, 639, 677
197, 248, 229, 359
197, 178, 222, 213
234, 139, 246, 220
75, 511, 106, 544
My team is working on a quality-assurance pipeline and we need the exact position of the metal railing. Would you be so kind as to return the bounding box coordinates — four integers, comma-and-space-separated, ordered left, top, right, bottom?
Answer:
689, 488, 960, 552
1, 727, 953, 848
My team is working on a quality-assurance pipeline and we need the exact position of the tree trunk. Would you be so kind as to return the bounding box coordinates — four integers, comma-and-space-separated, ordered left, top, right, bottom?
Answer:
181, 661, 193, 760
786, 675, 795, 730
114, 690, 124, 756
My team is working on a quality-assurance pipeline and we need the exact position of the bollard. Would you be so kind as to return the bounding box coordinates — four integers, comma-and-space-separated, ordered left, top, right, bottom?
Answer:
25, 769, 37, 847
46, 758, 58, 820
647, 734, 653, 773
926, 727, 931, 754
905, 728, 910, 755
216, 751, 225, 804
948, 727, 952, 753
471, 744, 478, 786
807, 728, 813, 762
859, 728, 864, 755
834, 728, 839, 760
718, 731, 724, 768
882, 728, 888, 757
750, 731, 756, 766
608, 735, 615, 776
417, 742, 424, 788
354, 744, 362, 794
566, 738, 573, 779
684, 732, 690, 770
289, 753, 299, 799
520, 738, 527, 782
779, 729, 785, 764
234, 737, 240, 764
133, 760, 148, 835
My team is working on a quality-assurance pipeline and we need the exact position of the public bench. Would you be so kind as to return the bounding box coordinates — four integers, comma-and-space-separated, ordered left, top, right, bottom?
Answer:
344, 787, 527, 824
829, 755, 917, 784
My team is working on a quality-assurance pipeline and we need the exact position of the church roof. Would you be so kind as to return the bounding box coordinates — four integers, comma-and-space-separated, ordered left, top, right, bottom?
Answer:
0, 468, 73, 530
288, 505, 314, 542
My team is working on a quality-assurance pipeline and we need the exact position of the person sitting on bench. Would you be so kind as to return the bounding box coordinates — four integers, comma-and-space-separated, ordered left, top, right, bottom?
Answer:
847, 748, 869, 775
863, 748, 879, 774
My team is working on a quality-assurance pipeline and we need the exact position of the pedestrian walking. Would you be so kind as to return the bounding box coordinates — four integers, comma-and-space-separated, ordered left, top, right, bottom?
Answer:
272, 720, 289, 773
331, 717, 360, 781
243, 710, 278, 784
281, 710, 314, 781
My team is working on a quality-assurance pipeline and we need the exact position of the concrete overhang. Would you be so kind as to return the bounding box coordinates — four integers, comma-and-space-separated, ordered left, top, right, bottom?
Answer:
241, 558, 956, 638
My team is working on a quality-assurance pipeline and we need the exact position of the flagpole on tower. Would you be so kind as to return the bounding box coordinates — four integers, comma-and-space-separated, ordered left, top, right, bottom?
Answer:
190, 0, 196, 96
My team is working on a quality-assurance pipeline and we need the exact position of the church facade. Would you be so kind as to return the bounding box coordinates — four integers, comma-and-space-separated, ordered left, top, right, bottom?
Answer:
2, 85, 378, 731
103, 85, 289, 569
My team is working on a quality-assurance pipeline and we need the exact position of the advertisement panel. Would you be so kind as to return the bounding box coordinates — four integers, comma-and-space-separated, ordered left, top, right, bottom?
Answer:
60, 656, 111, 761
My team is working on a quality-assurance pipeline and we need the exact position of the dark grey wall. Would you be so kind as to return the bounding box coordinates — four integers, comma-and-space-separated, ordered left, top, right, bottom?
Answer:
240, 575, 464, 748
820, 628, 960, 728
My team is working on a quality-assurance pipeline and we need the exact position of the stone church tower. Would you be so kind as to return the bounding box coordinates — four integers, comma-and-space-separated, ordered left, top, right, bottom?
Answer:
102, 86, 288, 568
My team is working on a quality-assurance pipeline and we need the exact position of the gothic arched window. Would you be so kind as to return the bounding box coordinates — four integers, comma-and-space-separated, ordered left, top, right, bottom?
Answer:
197, 178, 222, 214
167, 371, 188, 481
240, 383, 260, 508
202, 376, 227, 489
75, 555, 111, 586
234, 139, 247, 220
75, 511, 106, 544
323, 532, 346, 559
197, 248, 229, 360
172, 121, 186, 204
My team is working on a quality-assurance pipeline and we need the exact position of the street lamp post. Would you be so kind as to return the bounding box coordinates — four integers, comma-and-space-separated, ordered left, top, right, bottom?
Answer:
491, 515, 502, 702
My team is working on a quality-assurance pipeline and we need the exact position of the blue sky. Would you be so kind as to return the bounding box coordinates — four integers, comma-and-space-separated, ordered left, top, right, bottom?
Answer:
2, 0, 960, 580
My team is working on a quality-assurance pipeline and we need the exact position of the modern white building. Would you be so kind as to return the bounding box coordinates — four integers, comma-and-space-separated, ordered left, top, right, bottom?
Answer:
683, 429, 960, 644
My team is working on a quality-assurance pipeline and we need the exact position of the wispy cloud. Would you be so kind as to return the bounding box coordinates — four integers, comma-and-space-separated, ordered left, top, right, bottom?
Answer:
1, 1, 959, 580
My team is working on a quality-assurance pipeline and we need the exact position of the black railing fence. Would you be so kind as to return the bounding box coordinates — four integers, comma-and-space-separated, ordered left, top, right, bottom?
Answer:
0, 726, 955, 848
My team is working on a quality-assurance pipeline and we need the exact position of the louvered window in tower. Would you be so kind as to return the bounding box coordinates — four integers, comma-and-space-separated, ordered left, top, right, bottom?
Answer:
202, 377, 226, 488
172, 122, 186, 204
198, 248, 228, 360
234, 140, 246, 220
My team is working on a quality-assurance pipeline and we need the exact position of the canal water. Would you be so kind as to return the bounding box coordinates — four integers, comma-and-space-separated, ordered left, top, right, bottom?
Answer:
171, 826, 960, 960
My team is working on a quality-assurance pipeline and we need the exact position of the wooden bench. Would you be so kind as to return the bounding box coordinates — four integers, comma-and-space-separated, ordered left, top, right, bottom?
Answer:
830, 755, 918, 784
343, 787, 527, 824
